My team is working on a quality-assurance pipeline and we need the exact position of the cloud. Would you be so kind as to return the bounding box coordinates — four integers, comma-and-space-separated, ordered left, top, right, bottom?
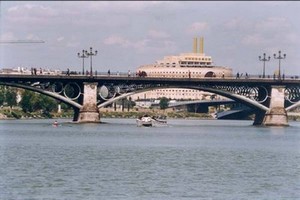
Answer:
147, 30, 170, 39
241, 34, 267, 46
56, 37, 65, 42
223, 18, 244, 30
241, 16, 299, 48
102, 34, 176, 54
84, 1, 164, 13
255, 17, 291, 32
7, 4, 58, 24
186, 22, 210, 34
103, 35, 150, 51
103, 35, 131, 47
0, 32, 17, 41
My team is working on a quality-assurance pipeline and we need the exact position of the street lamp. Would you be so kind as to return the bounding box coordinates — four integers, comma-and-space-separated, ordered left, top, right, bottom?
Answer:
78, 50, 88, 75
273, 50, 286, 80
85, 47, 98, 77
259, 53, 270, 78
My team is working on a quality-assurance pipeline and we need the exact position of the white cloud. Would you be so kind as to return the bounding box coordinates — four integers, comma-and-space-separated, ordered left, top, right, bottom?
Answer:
26, 34, 41, 40
103, 35, 149, 51
102, 34, 176, 54
147, 30, 170, 39
0, 32, 17, 41
103, 35, 131, 47
57, 37, 65, 42
186, 22, 210, 34
255, 17, 291, 32
84, 1, 164, 13
7, 4, 58, 24
223, 18, 243, 30
241, 34, 266, 46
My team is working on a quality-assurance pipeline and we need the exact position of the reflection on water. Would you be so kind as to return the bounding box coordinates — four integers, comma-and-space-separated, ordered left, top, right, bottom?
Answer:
0, 119, 299, 199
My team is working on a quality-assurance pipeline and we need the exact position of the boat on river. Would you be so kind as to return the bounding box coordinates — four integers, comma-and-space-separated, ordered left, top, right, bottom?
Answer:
136, 114, 167, 127
136, 115, 153, 127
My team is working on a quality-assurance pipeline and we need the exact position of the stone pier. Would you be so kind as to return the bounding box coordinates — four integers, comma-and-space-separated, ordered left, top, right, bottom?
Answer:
263, 86, 288, 126
77, 82, 100, 123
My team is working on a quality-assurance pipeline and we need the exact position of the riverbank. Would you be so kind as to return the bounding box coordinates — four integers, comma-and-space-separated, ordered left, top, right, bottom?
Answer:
1, 107, 300, 121
0, 108, 214, 120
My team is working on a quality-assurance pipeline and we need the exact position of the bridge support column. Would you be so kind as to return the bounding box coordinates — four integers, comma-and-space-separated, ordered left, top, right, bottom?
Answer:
77, 82, 100, 123
263, 86, 288, 126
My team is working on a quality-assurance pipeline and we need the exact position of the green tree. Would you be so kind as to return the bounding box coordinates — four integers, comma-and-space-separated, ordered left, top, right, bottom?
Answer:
5, 88, 17, 109
40, 95, 57, 112
0, 91, 4, 106
20, 90, 58, 114
159, 97, 169, 110
20, 90, 35, 113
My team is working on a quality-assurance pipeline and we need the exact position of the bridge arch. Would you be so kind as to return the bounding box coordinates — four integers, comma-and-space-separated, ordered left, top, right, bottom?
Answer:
97, 85, 269, 112
0, 82, 82, 109
286, 101, 300, 111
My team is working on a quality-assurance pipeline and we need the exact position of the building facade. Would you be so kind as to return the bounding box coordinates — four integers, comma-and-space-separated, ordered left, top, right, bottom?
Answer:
131, 37, 233, 101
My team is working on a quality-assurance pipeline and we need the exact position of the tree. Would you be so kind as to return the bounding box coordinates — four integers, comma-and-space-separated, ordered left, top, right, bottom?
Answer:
5, 88, 17, 109
40, 95, 57, 112
20, 90, 58, 114
19, 90, 35, 113
159, 97, 169, 110
0, 86, 5, 106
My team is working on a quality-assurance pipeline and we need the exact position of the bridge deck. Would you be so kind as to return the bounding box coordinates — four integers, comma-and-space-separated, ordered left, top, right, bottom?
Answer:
1, 74, 299, 86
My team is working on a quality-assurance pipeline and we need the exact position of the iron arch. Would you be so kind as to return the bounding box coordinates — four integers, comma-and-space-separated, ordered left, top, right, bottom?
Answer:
0, 81, 82, 110
97, 84, 269, 112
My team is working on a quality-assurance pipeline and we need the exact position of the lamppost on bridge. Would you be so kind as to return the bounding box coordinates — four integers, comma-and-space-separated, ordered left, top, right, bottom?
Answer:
259, 53, 270, 78
273, 50, 286, 80
78, 50, 88, 75
84, 47, 98, 77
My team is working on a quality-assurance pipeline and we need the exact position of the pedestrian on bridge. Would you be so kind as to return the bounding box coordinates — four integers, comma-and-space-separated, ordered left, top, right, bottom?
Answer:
108, 69, 111, 76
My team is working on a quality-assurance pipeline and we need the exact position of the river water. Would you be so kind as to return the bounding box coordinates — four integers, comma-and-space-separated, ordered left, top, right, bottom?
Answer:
0, 118, 299, 200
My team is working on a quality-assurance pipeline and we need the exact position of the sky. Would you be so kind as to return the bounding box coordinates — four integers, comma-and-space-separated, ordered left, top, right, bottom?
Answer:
0, 1, 300, 76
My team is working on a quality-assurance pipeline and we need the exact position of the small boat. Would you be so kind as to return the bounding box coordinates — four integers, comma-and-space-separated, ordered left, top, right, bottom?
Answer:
136, 115, 153, 127
136, 114, 167, 127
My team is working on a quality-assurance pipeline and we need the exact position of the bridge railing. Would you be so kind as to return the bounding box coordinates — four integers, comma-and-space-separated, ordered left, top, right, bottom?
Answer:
1, 69, 299, 80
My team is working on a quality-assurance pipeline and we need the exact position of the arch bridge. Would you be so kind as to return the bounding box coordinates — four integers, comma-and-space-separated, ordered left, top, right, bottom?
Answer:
0, 74, 299, 126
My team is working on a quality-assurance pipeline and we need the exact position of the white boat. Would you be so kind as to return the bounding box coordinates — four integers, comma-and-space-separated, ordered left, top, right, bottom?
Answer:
136, 115, 153, 127
136, 115, 167, 127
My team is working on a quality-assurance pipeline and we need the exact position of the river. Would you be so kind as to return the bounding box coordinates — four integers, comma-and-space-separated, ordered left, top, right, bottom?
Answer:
0, 118, 299, 199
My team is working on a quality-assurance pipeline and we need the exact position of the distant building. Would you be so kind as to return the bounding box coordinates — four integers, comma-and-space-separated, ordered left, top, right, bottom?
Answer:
131, 37, 233, 101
